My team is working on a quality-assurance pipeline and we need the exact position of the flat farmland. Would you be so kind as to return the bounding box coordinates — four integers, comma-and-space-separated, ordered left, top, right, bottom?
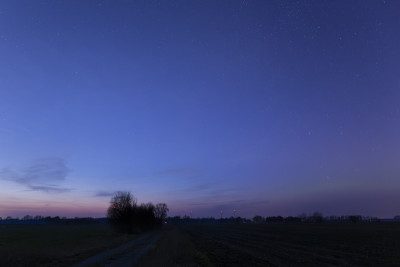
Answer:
2, 223, 400, 266
181, 223, 400, 266
0, 224, 138, 266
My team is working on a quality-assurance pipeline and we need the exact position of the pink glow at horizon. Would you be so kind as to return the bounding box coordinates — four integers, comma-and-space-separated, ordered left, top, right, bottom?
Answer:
0, 201, 108, 218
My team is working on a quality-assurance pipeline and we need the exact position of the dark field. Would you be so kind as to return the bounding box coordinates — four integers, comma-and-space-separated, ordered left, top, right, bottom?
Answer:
2, 223, 400, 266
0, 224, 137, 266
141, 223, 400, 266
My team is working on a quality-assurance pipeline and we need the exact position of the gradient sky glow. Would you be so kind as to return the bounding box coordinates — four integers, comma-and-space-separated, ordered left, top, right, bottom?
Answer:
1, 0, 400, 218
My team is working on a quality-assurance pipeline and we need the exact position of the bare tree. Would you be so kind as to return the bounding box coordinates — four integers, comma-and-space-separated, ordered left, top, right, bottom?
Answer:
107, 191, 137, 233
154, 203, 169, 224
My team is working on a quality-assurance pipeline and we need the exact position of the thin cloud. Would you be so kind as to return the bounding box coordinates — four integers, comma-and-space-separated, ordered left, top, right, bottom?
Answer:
189, 182, 216, 191
19, 158, 70, 184
94, 191, 116, 197
28, 185, 72, 193
188, 198, 269, 207
0, 158, 72, 193
152, 168, 196, 176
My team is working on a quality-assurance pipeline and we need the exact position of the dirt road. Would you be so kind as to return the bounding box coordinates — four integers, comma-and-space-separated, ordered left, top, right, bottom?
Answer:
73, 230, 163, 267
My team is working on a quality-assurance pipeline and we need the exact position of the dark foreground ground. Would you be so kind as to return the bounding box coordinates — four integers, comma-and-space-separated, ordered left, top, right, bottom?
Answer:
139, 223, 400, 266
1, 223, 400, 266
0, 224, 137, 266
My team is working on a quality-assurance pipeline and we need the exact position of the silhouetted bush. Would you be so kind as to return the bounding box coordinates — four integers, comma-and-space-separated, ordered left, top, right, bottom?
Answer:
348, 215, 362, 223
308, 212, 323, 223
285, 216, 301, 223
266, 216, 284, 223
252, 215, 264, 223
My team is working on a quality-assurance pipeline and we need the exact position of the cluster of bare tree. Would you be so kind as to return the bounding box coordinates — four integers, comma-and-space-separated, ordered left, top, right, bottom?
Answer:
107, 191, 168, 233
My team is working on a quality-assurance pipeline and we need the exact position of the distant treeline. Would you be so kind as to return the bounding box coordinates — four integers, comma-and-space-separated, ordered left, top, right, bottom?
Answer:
0, 216, 107, 225
2, 213, 399, 225
166, 213, 400, 225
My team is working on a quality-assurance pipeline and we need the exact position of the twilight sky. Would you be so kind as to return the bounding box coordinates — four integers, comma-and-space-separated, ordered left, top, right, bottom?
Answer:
1, 0, 399, 219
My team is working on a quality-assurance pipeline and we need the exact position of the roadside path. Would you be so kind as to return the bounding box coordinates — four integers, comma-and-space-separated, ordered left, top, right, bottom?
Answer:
73, 231, 163, 267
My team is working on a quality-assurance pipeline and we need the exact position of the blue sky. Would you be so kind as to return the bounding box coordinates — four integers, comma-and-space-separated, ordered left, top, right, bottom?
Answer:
1, 0, 400, 218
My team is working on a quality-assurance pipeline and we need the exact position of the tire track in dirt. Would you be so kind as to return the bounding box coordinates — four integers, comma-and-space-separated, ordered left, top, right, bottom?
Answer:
73, 231, 163, 267
104, 232, 163, 267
